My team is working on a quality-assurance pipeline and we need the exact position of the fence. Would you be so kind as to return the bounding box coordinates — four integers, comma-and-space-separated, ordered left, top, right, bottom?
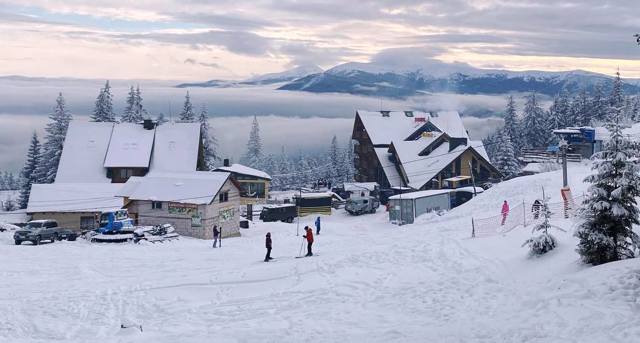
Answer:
471, 195, 584, 238
521, 148, 582, 163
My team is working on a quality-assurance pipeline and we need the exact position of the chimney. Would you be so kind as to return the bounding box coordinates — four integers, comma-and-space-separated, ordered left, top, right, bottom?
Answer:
142, 119, 156, 130
223, 158, 230, 167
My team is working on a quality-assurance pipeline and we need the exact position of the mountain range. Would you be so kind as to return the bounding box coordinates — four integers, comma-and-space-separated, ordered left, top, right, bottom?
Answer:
177, 59, 640, 98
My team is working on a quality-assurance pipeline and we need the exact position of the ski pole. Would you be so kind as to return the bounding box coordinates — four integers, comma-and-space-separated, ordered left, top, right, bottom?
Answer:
298, 237, 305, 257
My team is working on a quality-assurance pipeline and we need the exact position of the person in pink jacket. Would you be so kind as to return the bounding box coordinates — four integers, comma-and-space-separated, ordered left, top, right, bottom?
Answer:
501, 200, 510, 225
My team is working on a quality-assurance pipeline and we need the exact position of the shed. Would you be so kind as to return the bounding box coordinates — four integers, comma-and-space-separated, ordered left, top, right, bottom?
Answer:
214, 160, 272, 205
388, 189, 452, 224
294, 192, 332, 216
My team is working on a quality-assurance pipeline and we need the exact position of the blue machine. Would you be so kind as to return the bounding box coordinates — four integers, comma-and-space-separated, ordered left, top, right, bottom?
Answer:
97, 209, 134, 234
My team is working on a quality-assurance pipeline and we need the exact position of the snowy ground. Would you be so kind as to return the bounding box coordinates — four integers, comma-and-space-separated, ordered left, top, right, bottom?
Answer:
1, 163, 640, 342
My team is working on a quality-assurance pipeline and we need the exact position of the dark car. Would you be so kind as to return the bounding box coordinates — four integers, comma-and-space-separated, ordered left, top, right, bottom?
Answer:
259, 205, 298, 223
13, 220, 59, 245
56, 228, 78, 241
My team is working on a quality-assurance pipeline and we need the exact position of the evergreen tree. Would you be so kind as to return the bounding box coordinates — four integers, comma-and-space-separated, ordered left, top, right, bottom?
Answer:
521, 93, 548, 148
198, 105, 218, 169
344, 138, 356, 182
522, 196, 557, 255
179, 91, 196, 122
609, 71, 625, 121
134, 85, 148, 120
572, 89, 592, 126
18, 132, 41, 209
34, 92, 72, 184
575, 113, 640, 265
121, 86, 138, 123
90, 80, 115, 122
591, 84, 608, 123
493, 130, 521, 178
503, 95, 522, 152
482, 131, 500, 162
242, 116, 263, 169
329, 135, 341, 183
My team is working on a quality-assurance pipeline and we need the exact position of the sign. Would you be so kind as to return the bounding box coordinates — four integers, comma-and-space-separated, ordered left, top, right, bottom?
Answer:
168, 202, 201, 227
219, 207, 235, 222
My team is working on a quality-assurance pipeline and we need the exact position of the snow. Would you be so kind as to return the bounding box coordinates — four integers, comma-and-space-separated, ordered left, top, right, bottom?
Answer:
0, 210, 28, 224
150, 123, 201, 172
214, 163, 271, 180
357, 110, 423, 145
55, 121, 114, 183
404, 142, 467, 190
428, 111, 468, 139
374, 148, 402, 186
103, 124, 155, 168
455, 186, 484, 193
26, 183, 123, 212
3, 163, 640, 342
389, 188, 452, 200
117, 171, 230, 205
343, 182, 378, 192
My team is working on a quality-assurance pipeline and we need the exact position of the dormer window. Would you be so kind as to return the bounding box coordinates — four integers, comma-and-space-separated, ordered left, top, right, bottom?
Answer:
381, 111, 390, 117
404, 111, 414, 117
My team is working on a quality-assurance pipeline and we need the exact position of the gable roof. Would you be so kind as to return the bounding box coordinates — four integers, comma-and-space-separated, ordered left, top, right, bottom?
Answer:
117, 171, 231, 205
149, 123, 201, 172
56, 122, 114, 183
103, 123, 155, 168
214, 163, 271, 180
27, 183, 123, 213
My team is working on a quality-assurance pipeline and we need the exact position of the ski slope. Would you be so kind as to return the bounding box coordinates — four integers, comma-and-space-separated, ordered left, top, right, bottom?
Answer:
1, 163, 639, 342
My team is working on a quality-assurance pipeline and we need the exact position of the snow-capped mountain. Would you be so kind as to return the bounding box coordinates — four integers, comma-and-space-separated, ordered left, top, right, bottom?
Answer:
176, 60, 640, 98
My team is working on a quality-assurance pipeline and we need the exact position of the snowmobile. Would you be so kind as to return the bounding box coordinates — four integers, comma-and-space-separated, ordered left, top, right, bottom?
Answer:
89, 210, 136, 243
132, 223, 180, 243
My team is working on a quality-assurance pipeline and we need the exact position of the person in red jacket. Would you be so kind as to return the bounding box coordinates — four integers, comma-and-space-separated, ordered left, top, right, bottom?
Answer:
264, 232, 273, 262
303, 226, 314, 256
501, 200, 510, 225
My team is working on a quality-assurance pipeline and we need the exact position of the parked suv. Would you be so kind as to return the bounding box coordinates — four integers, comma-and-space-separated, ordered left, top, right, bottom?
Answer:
345, 196, 380, 215
13, 220, 60, 245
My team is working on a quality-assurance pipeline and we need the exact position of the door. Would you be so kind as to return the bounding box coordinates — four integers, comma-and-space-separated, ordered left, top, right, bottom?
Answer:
400, 200, 414, 224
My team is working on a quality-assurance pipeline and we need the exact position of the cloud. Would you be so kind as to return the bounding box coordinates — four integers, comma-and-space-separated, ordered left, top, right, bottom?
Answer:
184, 58, 221, 69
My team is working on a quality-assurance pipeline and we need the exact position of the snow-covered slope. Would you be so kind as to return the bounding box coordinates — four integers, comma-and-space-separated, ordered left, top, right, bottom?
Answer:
1, 162, 639, 342
243, 64, 323, 84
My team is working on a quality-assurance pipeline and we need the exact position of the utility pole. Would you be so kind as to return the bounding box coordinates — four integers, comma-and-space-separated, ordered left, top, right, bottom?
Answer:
296, 186, 301, 236
468, 161, 477, 196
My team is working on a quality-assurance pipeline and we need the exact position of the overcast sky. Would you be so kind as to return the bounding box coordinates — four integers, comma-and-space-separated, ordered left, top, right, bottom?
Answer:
1, 0, 640, 79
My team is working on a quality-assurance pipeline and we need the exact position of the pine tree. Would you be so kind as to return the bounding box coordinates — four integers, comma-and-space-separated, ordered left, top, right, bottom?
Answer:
34, 92, 72, 184
90, 80, 115, 122
134, 85, 148, 120
344, 138, 356, 182
179, 91, 196, 122
329, 135, 341, 183
18, 132, 41, 209
198, 105, 218, 169
482, 131, 500, 162
503, 95, 522, 152
121, 86, 138, 123
521, 93, 548, 148
591, 84, 608, 123
609, 71, 625, 122
575, 113, 640, 265
493, 129, 521, 178
572, 89, 592, 126
242, 116, 263, 169
276, 146, 291, 190
522, 196, 557, 255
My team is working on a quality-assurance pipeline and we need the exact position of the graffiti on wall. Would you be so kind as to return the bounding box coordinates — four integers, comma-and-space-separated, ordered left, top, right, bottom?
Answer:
168, 202, 201, 227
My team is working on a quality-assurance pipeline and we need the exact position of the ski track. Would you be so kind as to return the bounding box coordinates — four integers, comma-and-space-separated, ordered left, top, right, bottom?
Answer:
2, 165, 640, 342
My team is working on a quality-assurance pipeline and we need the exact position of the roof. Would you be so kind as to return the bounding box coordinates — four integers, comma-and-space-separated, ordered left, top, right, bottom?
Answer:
469, 140, 491, 162
150, 123, 201, 172
26, 183, 123, 213
295, 192, 333, 199
343, 182, 378, 192
214, 163, 271, 180
56, 121, 114, 183
444, 175, 471, 182
117, 171, 231, 205
389, 189, 452, 200
374, 148, 402, 186
394, 140, 469, 190
103, 124, 155, 168
454, 186, 484, 193
428, 111, 468, 139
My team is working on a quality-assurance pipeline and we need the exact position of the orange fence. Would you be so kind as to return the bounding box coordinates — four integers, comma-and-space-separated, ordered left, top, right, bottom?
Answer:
471, 195, 584, 238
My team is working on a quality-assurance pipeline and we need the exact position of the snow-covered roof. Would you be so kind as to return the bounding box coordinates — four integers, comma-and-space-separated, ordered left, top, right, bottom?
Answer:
343, 182, 378, 192
403, 142, 468, 190
26, 183, 123, 213
389, 189, 452, 200
295, 192, 334, 199
429, 111, 468, 139
469, 140, 491, 162
150, 123, 201, 172
553, 129, 582, 135
103, 124, 155, 168
214, 164, 271, 180
56, 121, 114, 183
374, 148, 402, 186
454, 186, 484, 193
117, 171, 231, 205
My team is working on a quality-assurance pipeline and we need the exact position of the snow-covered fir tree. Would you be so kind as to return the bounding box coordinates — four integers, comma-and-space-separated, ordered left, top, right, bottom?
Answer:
198, 105, 218, 169
502, 95, 521, 152
493, 129, 520, 178
521, 93, 548, 148
609, 71, 625, 122
571, 89, 592, 126
34, 92, 72, 184
90, 80, 115, 122
18, 132, 41, 209
575, 113, 640, 265
547, 91, 570, 131
242, 116, 263, 169
590, 84, 608, 123
179, 91, 196, 122
522, 196, 557, 256
482, 131, 500, 163
343, 138, 355, 182
329, 135, 342, 183
121, 85, 147, 123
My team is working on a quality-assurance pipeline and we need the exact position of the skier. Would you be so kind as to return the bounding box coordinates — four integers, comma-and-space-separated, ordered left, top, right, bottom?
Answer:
264, 232, 273, 262
531, 199, 542, 219
315, 216, 321, 235
501, 200, 510, 225
212, 225, 220, 248
303, 226, 314, 256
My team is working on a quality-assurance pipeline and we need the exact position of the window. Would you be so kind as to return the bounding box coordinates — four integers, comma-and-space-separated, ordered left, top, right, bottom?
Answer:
45, 221, 57, 228
119, 169, 134, 179
219, 191, 229, 203
152, 201, 163, 210
80, 216, 95, 230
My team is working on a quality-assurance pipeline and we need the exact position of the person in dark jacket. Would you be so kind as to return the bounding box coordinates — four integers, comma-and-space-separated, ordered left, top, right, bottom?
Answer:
264, 232, 273, 262
315, 216, 321, 235
212, 225, 220, 248
302, 226, 314, 256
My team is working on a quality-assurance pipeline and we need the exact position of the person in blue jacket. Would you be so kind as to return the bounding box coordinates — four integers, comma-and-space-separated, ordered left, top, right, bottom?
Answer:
315, 216, 321, 235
